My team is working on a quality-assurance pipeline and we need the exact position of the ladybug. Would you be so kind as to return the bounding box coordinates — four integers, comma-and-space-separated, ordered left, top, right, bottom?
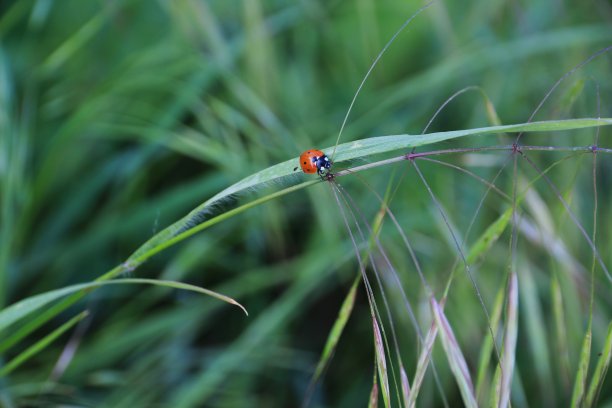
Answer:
295, 149, 333, 176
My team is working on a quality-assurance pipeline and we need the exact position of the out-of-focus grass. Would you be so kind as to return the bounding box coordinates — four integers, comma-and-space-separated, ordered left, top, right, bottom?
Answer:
0, 0, 611, 406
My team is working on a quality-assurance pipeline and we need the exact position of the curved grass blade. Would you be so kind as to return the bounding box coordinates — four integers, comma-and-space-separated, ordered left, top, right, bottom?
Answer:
430, 298, 477, 408
170, 251, 340, 406
0, 278, 246, 335
3, 119, 609, 372
0, 311, 89, 377
127, 118, 612, 263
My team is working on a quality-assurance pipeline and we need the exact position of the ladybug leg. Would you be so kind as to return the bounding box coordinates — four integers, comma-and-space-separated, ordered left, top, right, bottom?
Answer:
318, 167, 333, 181
322, 170, 334, 181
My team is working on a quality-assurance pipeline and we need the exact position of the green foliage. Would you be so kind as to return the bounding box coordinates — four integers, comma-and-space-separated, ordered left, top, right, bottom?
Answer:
0, 0, 611, 407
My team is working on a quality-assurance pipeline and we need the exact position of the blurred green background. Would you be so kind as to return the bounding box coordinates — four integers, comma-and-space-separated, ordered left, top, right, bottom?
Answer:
1, 0, 611, 406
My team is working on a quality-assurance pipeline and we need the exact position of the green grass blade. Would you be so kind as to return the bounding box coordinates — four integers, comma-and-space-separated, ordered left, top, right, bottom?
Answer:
570, 319, 592, 407
0, 0, 30, 35
126, 119, 612, 265
39, 9, 108, 74
466, 209, 513, 265
431, 298, 478, 408
475, 283, 505, 402
0, 181, 307, 354
0, 310, 89, 377
411, 209, 512, 406
499, 272, 519, 408
519, 262, 553, 402
310, 274, 360, 385
0, 278, 246, 335
400, 363, 410, 407
369, 370, 379, 408
124, 180, 317, 265
586, 321, 612, 406
373, 318, 391, 408
170, 251, 338, 407
0, 48, 17, 310
3, 2, 611, 405
408, 319, 437, 408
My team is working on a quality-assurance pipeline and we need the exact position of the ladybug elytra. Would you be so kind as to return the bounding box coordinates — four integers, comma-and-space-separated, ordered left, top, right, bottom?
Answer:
295, 149, 333, 176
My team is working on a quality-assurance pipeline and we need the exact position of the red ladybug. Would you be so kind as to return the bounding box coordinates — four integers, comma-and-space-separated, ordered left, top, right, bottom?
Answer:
295, 149, 333, 176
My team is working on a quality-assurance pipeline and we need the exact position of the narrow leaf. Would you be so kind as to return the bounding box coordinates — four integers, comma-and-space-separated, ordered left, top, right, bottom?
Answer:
570, 320, 592, 407
311, 275, 359, 384
0, 311, 89, 376
409, 210, 511, 406
466, 208, 512, 265
431, 298, 478, 408
499, 272, 519, 408
400, 363, 410, 408
586, 321, 612, 406
369, 372, 379, 408
409, 320, 437, 408
475, 283, 505, 401
128, 119, 612, 262
373, 318, 391, 408
0, 278, 246, 335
